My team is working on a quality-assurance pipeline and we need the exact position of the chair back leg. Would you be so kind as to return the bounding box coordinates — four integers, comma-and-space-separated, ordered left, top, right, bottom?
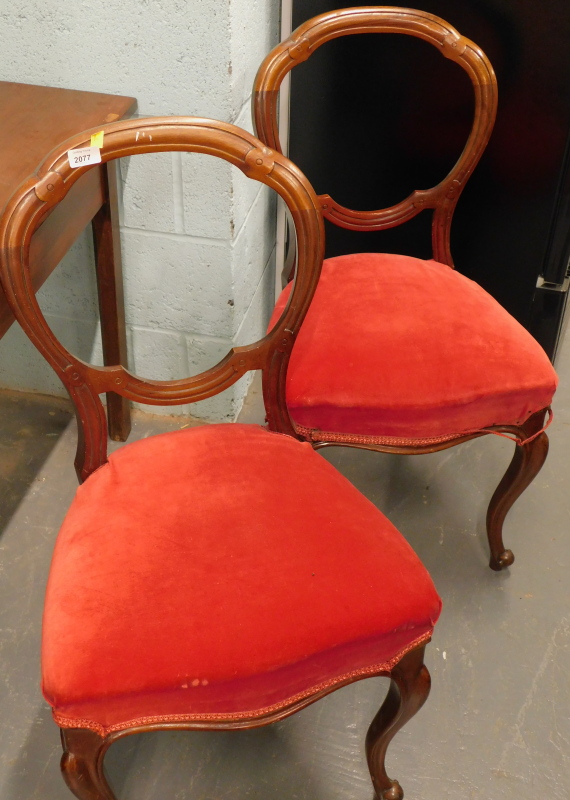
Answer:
366, 643, 431, 800
486, 409, 549, 570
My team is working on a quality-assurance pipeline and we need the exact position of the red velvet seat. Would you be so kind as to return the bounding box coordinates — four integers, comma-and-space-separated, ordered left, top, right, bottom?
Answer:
42, 424, 441, 735
270, 253, 558, 444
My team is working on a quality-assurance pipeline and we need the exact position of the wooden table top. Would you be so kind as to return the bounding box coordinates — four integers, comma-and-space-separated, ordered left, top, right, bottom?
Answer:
0, 81, 137, 211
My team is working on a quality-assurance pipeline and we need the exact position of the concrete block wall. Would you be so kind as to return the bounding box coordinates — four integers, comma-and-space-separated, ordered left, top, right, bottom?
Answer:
0, 0, 280, 420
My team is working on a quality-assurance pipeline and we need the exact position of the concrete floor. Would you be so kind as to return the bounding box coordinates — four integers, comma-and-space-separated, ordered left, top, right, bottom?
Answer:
0, 344, 569, 799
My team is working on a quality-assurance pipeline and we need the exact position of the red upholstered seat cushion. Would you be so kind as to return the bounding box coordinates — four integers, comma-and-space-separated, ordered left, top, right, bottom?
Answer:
42, 423, 441, 735
270, 253, 557, 441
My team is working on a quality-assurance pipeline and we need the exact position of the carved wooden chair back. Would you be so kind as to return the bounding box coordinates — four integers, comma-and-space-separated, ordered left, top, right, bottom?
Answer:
0, 117, 324, 481
253, 5, 498, 267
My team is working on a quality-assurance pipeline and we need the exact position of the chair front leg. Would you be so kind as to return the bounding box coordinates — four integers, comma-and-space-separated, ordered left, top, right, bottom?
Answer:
486, 408, 549, 571
61, 727, 116, 800
366, 643, 431, 800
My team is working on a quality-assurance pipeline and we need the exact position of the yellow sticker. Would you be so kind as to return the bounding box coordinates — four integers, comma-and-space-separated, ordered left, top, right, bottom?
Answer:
90, 131, 104, 148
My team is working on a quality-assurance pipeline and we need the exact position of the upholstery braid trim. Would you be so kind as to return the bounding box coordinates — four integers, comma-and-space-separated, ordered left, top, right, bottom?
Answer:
295, 424, 467, 447
52, 630, 433, 736
295, 406, 553, 448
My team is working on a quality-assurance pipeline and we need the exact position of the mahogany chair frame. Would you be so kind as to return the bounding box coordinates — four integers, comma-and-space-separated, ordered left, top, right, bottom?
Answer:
0, 117, 431, 800
253, 6, 550, 571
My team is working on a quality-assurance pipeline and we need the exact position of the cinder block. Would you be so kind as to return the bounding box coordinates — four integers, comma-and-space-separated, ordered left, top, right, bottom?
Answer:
181, 149, 267, 249
0, 1, 234, 118
129, 326, 193, 417
229, 251, 275, 420
184, 333, 238, 420
121, 152, 175, 233
35, 228, 99, 321
120, 229, 234, 337
186, 333, 232, 376
229, 0, 280, 117
231, 186, 276, 333
234, 250, 276, 347
188, 377, 248, 422
233, 98, 254, 135
233, 163, 264, 239
181, 154, 232, 240
130, 326, 187, 381
230, 100, 267, 239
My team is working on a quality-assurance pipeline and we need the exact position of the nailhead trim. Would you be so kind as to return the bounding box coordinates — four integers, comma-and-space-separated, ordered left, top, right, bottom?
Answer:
52, 631, 433, 736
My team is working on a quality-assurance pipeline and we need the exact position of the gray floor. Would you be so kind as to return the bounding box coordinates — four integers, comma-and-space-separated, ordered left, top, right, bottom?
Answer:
1, 346, 569, 799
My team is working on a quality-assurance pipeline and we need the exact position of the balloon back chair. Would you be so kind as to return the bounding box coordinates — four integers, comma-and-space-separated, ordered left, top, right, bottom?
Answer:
0, 117, 442, 800
253, 6, 558, 571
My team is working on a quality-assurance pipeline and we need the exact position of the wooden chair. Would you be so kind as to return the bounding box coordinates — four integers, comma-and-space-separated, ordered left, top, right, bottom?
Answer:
0, 117, 442, 800
253, 6, 558, 571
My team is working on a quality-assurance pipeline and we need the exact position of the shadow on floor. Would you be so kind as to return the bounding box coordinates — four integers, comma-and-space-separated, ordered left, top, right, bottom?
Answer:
0, 389, 73, 539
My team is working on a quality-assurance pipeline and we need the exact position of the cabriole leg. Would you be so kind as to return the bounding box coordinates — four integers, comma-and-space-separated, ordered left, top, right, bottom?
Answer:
486, 409, 549, 571
60, 727, 116, 800
366, 644, 431, 800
